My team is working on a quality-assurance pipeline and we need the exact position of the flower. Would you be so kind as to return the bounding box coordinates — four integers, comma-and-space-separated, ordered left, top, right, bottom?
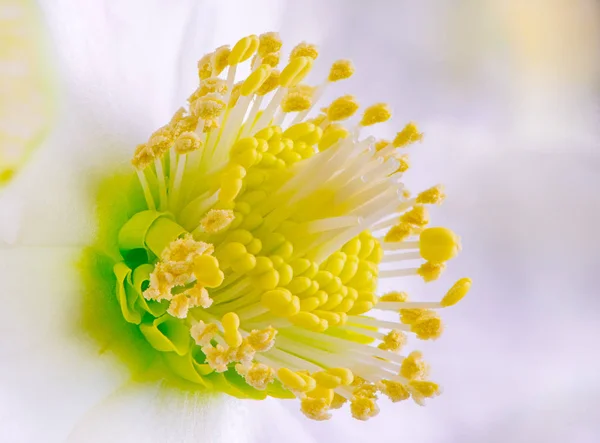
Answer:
1, 4, 478, 443
87, 31, 471, 422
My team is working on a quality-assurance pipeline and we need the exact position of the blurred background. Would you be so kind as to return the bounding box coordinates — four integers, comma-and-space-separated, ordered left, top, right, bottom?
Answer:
3, 0, 599, 441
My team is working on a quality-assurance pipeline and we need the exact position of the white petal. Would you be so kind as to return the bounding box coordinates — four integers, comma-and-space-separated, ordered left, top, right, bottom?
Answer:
0, 247, 130, 442
68, 383, 317, 443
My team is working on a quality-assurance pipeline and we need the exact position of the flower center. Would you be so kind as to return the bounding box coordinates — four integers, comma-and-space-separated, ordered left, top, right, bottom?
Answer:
103, 33, 471, 421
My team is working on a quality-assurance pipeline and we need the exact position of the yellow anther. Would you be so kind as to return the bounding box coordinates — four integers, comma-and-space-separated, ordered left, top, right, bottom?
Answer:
289, 311, 327, 332
174, 131, 203, 155
416, 184, 446, 205
193, 254, 225, 288
256, 70, 280, 96
280, 56, 313, 87
419, 227, 461, 263
326, 95, 359, 121
236, 363, 275, 390
258, 32, 282, 57
222, 312, 243, 348
213, 45, 231, 75
197, 52, 213, 80
396, 154, 410, 173
400, 308, 426, 325
186, 285, 212, 309
378, 329, 407, 352
327, 367, 354, 385
330, 394, 347, 409
310, 113, 328, 126
228, 35, 259, 65
299, 297, 320, 312
167, 293, 190, 319
281, 91, 312, 113
203, 344, 229, 372
290, 42, 319, 60
190, 320, 219, 346
328, 59, 355, 82
200, 209, 235, 234
417, 261, 446, 282
254, 269, 280, 290
300, 397, 331, 421
360, 103, 392, 126
400, 205, 429, 227
314, 310, 343, 327
441, 277, 472, 307
307, 385, 334, 405
194, 77, 228, 99
277, 367, 310, 392
400, 351, 429, 380
228, 82, 243, 107
379, 291, 408, 302
193, 94, 226, 119
241, 64, 272, 96
411, 311, 443, 340
350, 396, 379, 421
377, 380, 410, 403
393, 122, 423, 147
219, 178, 243, 203
375, 139, 390, 152
283, 122, 315, 140
131, 143, 154, 169
346, 300, 373, 316
247, 326, 277, 352
408, 380, 441, 399
261, 51, 280, 67
261, 288, 299, 317
318, 124, 349, 151
147, 127, 173, 156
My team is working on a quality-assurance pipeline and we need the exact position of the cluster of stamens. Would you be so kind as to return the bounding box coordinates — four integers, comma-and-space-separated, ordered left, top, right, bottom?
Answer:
118, 32, 471, 421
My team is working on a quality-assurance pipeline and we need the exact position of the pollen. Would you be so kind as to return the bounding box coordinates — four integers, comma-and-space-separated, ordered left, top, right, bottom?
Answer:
326, 95, 360, 121
200, 209, 235, 233
360, 103, 392, 126
290, 42, 319, 60
328, 59, 355, 82
119, 34, 469, 422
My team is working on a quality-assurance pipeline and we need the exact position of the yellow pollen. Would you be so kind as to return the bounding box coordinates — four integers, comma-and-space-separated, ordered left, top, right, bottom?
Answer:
247, 326, 277, 352
400, 351, 430, 380
360, 103, 392, 126
408, 380, 441, 399
400, 205, 429, 227
350, 396, 379, 421
191, 321, 219, 346
200, 209, 235, 233
261, 51, 280, 67
147, 127, 173, 157
378, 330, 407, 352
330, 394, 347, 409
131, 143, 154, 169
214, 45, 232, 75
256, 70, 280, 96
377, 380, 410, 403
396, 154, 410, 173
258, 32, 283, 57
203, 344, 230, 372
380, 291, 409, 302
441, 277, 472, 307
384, 222, 413, 243
281, 89, 313, 113
375, 139, 390, 151
417, 261, 446, 282
236, 363, 275, 390
290, 42, 319, 60
167, 293, 190, 319
416, 184, 446, 205
328, 59, 355, 82
393, 122, 422, 147
326, 95, 360, 121
193, 94, 226, 119
186, 285, 213, 309
301, 397, 331, 421
410, 311, 443, 340
197, 53, 214, 80
174, 131, 203, 155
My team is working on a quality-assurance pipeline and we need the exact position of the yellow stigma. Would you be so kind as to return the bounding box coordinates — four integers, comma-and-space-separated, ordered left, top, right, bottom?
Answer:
328, 59, 355, 82
290, 42, 319, 60
326, 95, 360, 121
258, 32, 283, 57
441, 278, 472, 307
120, 34, 469, 423
393, 122, 423, 147
360, 103, 392, 126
